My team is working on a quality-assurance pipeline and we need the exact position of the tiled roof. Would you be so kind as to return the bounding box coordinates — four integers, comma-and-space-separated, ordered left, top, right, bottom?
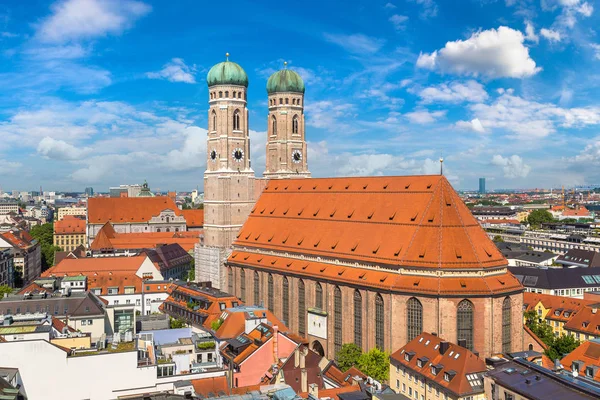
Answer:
190, 376, 230, 397
181, 209, 204, 227
323, 363, 367, 387
0, 230, 35, 250
229, 251, 522, 295
563, 207, 591, 217
52, 317, 76, 333
390, 332, 486, 397
561, 339, 600, 382
90, 222, 200, 252
480, 219, 521, 225
233, 176, 506, 270
214, 307, 287, 340
54, 216, 85, 234
87, 196, 182, 224
43, 255, 148, 276
523, 325, 548, 350
278, 345, 325, 392
563, 304, 600, 335
523, 293, 594, 323
297, 386, 362, 400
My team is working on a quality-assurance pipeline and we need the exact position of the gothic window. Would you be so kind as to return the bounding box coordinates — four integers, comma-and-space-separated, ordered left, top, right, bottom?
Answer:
240, 269, 245, 302
228, 268, 233, 294
292, 115, 299, 134
212, 111, 216, 131
272, 115, 277, 136
219, 91, 223, 98
282, 277, 289, 324
502, 297, 512, 353
315, 282, 323, 309
156, 228, 161, 232
298, 279, 306, 337
225, 91, 229, 98
233, 109, 240, 130
232, 91, 236, 98
375, 294, 384, 349
457, 300, 474, 351
285, 98, 289, 104
279, 98, 283, 105
292, 99, 296, 105
407, 297, 423, 342
268, 274, 274, 312
334, 286, 342, 357
354, 290, 362, 346
254, 271, 260, 305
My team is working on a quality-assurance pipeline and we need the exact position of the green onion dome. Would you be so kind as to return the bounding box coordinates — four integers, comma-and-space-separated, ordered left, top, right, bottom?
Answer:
266, 65, 305, 94
207, 55, 248, 87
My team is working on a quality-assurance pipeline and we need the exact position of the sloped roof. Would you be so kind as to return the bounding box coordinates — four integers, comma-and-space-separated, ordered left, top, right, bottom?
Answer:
181, 209, 204, 227
390, 332, 486, 397
233, 176, 506, 270
0, 230, 35, 249
87, 196, 183, 224
54, 216, 85, 234
523, 325, 548, 350
563, 207, 590, 217
563, 304, 600, 335
90, 222, 200, 252
561, 339, 600, 382
43, 255, 147, 276
190, 376, 230, 397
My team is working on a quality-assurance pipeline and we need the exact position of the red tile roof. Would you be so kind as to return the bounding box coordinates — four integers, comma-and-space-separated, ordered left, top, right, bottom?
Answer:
90, 222, 200, 252
233, 176, 507, 270
54, 216, 86, 234
0, 230, 36, 249
523, 325, 548, 350
390, 332, 486, 397
563, 207, 590, 217
190, 376, 230, 397
563, 304, 600, 336
561, 340, 600, 381
43, 254, 148, 276
297, 386, 361, 400
87, 196, 182, 224
182, 209, 204, 227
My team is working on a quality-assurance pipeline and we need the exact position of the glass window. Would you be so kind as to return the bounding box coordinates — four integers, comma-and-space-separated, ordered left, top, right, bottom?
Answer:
502, 297, 512, 353
354, 290, 362, 346
407, 297, 423, 342
315, 282, 323, 309
272, 115, 277, 135
282, 277, 289, 324
334, 286, 342, 357
298, 279, 306, 337
240, 269, 245, 302
268, 274, 274, 312
228, 268, 233, 294
457, 299, 474, 351
376, 294, 385, 349
254, 271, 260, 305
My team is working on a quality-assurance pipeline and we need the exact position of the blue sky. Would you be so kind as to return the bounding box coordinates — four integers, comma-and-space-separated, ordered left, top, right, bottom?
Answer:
1, 0, 600, 192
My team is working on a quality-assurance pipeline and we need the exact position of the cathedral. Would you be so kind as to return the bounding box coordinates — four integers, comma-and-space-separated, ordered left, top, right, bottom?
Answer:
196, 55, 525, 361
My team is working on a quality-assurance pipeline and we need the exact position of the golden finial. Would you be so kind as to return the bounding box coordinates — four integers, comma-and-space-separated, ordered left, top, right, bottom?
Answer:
284, 61, 288, 69
225, 52, 230, 61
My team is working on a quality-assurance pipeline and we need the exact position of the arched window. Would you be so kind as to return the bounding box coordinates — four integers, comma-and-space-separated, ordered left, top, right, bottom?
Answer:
285, 98, 289, 104
375, 294, 384, 349
240, 269, 245, 302
354, 290, 362, 346
211, 111, 216, 131
502, 297, 512, 353
407, 297, 423, 342
272, 115, 277, 136
282, 277, 289, 324
292, 115, 299, 134
219, 91, 223, 98
254, 271, 260, 305
292, 99, 296, 105
232, 91, 236, 98
315, 282, 323, 309
233, 109, 240, 131
228, 268, 233, 294
268, 274, 274, 312
156, 228, 161, 232
334, 286, 342, 357
165, 228, 170, 232
225, 91, 229, 98
457, 300, 474, 351
279, 98, 283, 105
298, 280, 306, 337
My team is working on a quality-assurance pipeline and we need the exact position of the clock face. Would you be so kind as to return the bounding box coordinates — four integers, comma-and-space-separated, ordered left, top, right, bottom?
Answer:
210, 149, 217, 162
292, 150, 302, 164
232, 148, 244, 162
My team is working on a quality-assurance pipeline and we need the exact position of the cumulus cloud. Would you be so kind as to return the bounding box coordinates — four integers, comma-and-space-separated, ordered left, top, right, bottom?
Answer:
416, 26, 541, 79
146, 58, 196, 83
389, 14, 409, 30
491, 154, 531, 178
456, 118, 486, 133
305, 101, 358, 133
36, 0, 151, 43
37, 137, 91, 160
405, 109, 446, 124
417, 80, 488, 104
323, 33, 385, 54
540, 28, 561, 42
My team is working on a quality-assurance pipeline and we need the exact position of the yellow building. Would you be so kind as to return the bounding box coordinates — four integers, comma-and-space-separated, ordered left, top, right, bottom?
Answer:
524, 292, 594, 338
57, 206, 87, 221
53, 216, 86, 252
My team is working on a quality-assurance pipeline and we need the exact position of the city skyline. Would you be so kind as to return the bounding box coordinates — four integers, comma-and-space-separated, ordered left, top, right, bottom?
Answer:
1, 0, 600, 191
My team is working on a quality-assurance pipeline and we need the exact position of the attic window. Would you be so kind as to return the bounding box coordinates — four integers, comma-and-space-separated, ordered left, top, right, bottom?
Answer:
351, 242, 359, 252
331, 241, 338, 250
270, 208, 276, 214
445, 195, 452, 206
359, 272, 366, 279
389, 211, 396, 221
245, 232, 252, 239
298, 237, 304, 245
274, 186, 279, 191
298, 208, 304, 216
338, 269, 345, 276
313, 208, 320, 217
286, 262, 292, 267
428, 213, 435, 223
231, 253, 238, 259
405, 183, 411, 189
413, 280, 420, 287
345, 184, 350, 190
302, 264, 308, 270
260, 208, 266, 214
328, 185, 333, 190
373, 245, 380, 254
320, 266, 327, 273
394, 246, 402, 257
383, 183, 389, 189
363, 184, 368, 189
268, 234, 274, 242
419, 247, 426, 258
497, 278, 505, 285
368, 211, 374, 219
298, 185, 302, 190
380, 276, 387, 283
411, 212, 419, 222
330, 209, 336, 217
282, 234, 289, 244
254, 233, 261, 240
284, 186, 288, 190
283, 208, 289, 215
243, 255, 250, 260
257, 257, 263, 262
313, 185, 317, 190
483, 247, 493, 257
314, 239, 321, 247
427, 182, 432, 189
236, 232, 242, 238
271, 260, 276, 265
455, 248, 462, 259
348, 210, 354, 218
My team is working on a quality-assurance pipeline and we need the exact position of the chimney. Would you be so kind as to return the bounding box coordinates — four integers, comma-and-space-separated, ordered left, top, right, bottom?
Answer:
301, 368, 308, 393
439, 341, 450, 355
273, 325, 279, 363
458, 339, 467, 348
309, 383, 318, 399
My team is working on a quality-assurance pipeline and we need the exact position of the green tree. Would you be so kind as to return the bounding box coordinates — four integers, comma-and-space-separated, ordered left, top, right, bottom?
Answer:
357, 348, 390, 382
493, 235, 505, 243
29, 223, 61, 269
211, 318, 223, 331
0, 285, 13, 297
524, 310, 579, 360
170, 317, 187, 329
337, 343, 363, 371
527, 210, 555, 228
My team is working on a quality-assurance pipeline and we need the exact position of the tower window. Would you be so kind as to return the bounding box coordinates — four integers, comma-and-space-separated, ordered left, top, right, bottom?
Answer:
315, 282, 323, 309
283, 276, 289, 325
233, 109, 241, 131
279, 98, 283, 105
292, 99, 296, 105
502, 297, 512, 353
285, 98, 289, 104
292, 115, 299, 134
272, 115, 277, 136
240, 269, 245, 302
232, 91, 236, 98
254, 271, 260, 305
225, 91, 229, 98
268, 274, 274, 312
211, 111, 217, 131
354, 290, 362, 346
219, 91, 223, 98
407, 297, 423, 342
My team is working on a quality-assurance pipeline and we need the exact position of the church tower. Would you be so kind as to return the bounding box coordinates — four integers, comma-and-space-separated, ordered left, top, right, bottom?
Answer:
203, 54, 256, 249
264, 63, 310, 179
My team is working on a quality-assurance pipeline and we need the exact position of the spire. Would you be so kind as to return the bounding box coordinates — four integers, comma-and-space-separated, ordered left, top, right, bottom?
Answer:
439, 157, 444, 175
225, 52, 229, 61
283, 61, 288, 69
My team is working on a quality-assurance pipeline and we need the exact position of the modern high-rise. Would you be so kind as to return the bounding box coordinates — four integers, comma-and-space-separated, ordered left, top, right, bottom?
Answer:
479, 177, 486, 194
85, 187, 94, 197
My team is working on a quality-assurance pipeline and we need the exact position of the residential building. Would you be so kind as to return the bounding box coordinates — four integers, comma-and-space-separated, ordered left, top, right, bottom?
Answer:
555, 249, 600, 268
56, 206, 87, 221
563, 303, 600, 341
471, 206, 517, 221
511, 266, 600, 298
523, 292, 595, 338
478, 178, 485, 194
0, 367, 25, 400
0, 201, 18, 215
560, 206, 593, 221
389, 332, 487, 400
560, 338, 600, 382
53, 215, 86, 251
0, 248, 14, 287
0, 230, 41, 285
226, 176, 524, 360
144, 245, 194, 280
490, 229, 600, 255
109, 184, 143, 198
484, 358, 600, 400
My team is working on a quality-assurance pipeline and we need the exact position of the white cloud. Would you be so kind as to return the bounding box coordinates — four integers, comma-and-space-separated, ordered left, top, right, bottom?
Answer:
305, 100, 358, 132
417, 80, 488, 104
416, 26, 541, 79
524, 21, 539, 43
405, 109, 446, 124
389, 14, 409, 30
323, 33, 385, 54
0, 159, 22, 174
36, 0, 151, 43
37, 137, 91, 160
592, 44, 600, 60
146, 58, 196, 84
336, 154, 395, 176
409, 0, 438, 18
384, 2, 397, 9
456, 118, 486, 133
491, 154, 531, 178
540, 28, 561, 42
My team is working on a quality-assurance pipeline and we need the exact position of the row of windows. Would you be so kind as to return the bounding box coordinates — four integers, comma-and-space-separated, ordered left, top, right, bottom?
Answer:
269, 97, 302, 106
210, 91, 246, 100
271, 115, 300, 135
